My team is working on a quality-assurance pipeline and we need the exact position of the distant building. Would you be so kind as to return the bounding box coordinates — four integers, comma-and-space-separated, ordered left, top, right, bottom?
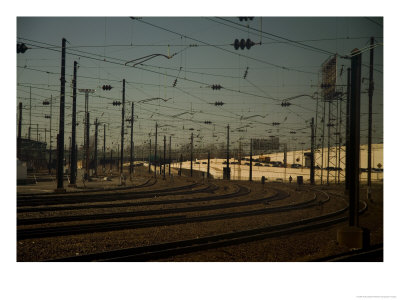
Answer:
17, 138, 48, 170
252, 137, 280, 155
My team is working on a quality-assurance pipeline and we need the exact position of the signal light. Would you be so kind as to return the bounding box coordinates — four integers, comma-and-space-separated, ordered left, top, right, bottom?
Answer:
204, 121, 212, 124
211, 84, 222, 90
17, 43, 28, 54
43, 101, 50, 105
102, 85, 113, 91
290, 131, 296, 134
272, 122, 280, 126
112, 101, 121, 106
214, 101, 224, 106
45, 115, 51, 119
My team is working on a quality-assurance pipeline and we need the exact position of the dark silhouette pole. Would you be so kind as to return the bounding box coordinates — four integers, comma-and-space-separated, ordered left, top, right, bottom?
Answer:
349, 48, 362, 227
70, 61, 77, 185
56, 38, 66, 191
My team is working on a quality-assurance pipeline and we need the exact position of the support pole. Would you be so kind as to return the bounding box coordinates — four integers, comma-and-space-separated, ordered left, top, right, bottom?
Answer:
17, 102, 22, 159
349, 48, 362, 227
310, 118, 315, 185
163, 135, 166, 180
85, 112, 90, 175
148, 138, 151, 174
249, 138, 253, 181
367, 37, 374, 200
70, 61, 77, 185
207, 151, 210, 179
103, 124, 106, 173
130, 102, 134, 176
121, 79, 125, 174
179, 154, 183, 176
226, 124, 230, 180
94, 118, 98, 176
169, 135, 171, 176
56, 38, 66, 191
154, 123, 158, 178
345, 68, 351, 191
29, 86, 31, 140
190, 132, 193, 177
49, 95, 52, 173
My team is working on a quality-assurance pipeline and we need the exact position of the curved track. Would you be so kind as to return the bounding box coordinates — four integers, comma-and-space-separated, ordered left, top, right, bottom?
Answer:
50, 195, 367, 262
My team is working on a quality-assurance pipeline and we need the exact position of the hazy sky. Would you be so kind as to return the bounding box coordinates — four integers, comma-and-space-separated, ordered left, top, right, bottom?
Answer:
17, 17, 383, 152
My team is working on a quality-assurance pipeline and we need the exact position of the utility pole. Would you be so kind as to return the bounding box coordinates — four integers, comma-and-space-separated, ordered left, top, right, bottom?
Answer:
117, 144, 119, 171
169, 135, 172, 176
163, 135, 166, 180
180, 154, 183, 176
103, 124, 106, 173
94, 118, 98, 176
49, 95, 52, 173
121, 79, 125, 174
86, 112, 90, 175
284, 143, 287, 182
345, 68, 351, 191
56, 38, 66, 191
337, 48, 366, 249
148, 138, 152, 173
17, 102, 22, 159
367, 37, 375, 200
110, 149, 113, 171
207, 150, 210, 179
79, 88, 95, 178
29, 86, 31, 140
129, 102, 134, 176
310, 118, 315, 185
70, 61, 77, 185
349, 48, 362, 227
226, 124, 230, 180
190, 132, 193, 177
154, 123, 158, 178
249, 138, 253, 181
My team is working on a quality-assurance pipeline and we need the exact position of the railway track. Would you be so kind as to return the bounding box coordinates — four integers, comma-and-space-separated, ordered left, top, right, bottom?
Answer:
17, 185, 250, 225
17, 181, 209, 207
49, 194, 366, 262
17, 186, 325, 240
311, 243, 383, 262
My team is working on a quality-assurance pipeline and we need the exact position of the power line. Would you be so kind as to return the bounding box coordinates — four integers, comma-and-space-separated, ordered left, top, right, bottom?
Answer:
132, 18, 318, 75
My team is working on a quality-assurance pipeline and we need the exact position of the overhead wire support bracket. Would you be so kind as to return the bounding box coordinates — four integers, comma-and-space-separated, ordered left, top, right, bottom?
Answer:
125, 54, 172, 67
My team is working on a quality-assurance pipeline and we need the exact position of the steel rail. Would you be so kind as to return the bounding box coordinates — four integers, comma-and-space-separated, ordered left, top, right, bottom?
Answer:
50, 198, 365, 262
17, 182, 204, 207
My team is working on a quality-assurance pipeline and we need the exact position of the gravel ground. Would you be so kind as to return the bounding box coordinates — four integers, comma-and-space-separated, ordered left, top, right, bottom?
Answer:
17, 173, 383, 262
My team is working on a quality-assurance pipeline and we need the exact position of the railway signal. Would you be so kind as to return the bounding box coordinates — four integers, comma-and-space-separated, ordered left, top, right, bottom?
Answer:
102, 85, 113, 91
